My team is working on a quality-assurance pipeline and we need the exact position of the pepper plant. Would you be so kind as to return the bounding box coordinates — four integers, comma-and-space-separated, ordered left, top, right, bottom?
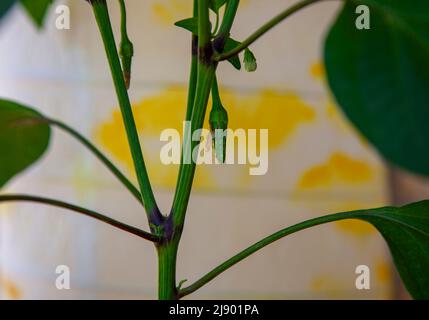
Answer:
1, 0, 429, 300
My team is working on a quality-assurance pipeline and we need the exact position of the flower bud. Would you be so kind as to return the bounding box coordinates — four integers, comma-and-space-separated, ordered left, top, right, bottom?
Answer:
119, 38, 134, 89
118, 0, 134, 89
209, 103, 228, 163
244, 48, 257, 72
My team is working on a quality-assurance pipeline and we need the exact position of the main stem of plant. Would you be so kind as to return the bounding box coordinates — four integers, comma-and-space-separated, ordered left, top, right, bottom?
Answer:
164, 0, 218, 300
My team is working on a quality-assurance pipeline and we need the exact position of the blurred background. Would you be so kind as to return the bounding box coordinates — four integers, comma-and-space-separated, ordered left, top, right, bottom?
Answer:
0, 0, 427, 299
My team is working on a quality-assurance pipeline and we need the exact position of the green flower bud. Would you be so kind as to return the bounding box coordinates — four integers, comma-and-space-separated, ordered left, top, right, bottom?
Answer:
119, 38, 134, 89
244, 48, 257, 72
118, 0, 134, 89
209, 103, 228, 163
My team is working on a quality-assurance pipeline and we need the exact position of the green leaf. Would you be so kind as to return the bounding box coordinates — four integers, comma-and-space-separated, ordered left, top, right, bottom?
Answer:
209, 0, 228, 13
243, 48, 257, 72
177, 279, 188, 291
349, 201, 429, 299
174, 17, 215, 36
174, 17, 198, 34
223, 38, 241, 70
0, 0, 16, 22
20, 0, 54, 28
0, 99, 51, 188
324, 0, 429, 176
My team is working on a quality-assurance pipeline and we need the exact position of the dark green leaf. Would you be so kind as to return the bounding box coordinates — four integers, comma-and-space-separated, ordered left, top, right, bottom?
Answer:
324, 0, 429, 176
0, 0, 16, 22
174, 17, 215, 36
20, 0, 54, 28
347, 201, 429, 299
174, 17, 198, 34
209, 0, 228, 13
244, 48, 257, 72
224, 38, 241, 70
0, 99, 51, 188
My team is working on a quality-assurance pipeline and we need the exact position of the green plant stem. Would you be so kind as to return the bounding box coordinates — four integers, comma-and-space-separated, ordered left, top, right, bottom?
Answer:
197, 0, 212, 49
118, 0, 129, 41
215, 0, 325, 61
216, 0, 240, 40
156, 0, 203, 300
211, 74, 222, 107
157, 242, 179, 300
166, 0, 242, 300
167, 1, 242, 299
45, 118, 142, 205
0, 194, 160, 242
160, 0, 217, 301
212, 11, 220, 36
91, 1, 161, 223
178, 208, 381, 298
185, 0, 199, 122
171, 0, 215, 234
172, 67, 216, 228
185, 43, 198, 122
172, 0, 240, 224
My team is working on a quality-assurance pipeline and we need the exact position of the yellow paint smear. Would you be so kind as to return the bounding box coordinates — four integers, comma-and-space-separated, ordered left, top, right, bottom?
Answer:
95, 86, 315, 189
330, 203, 379, 237
375, 259, 391, 284
0, 277, 22, 300
152, 0, 251, 25
298, 152, 373, 189
152, 1, 191, 25
310, 274, 344, 297
310, 62, 325, 80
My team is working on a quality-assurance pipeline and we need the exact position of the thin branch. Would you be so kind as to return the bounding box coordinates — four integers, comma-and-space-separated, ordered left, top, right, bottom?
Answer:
215, 0, 326, 61
212, 11, 220, 36
45, 117, 143, 205
91, 1, 162, 223
217, 0, 240, 40
185, 0, 199, 122
211, 74, 222, 107
0, 194, 160, 242
173, 0, 199, 225
178, 208, 384, 298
